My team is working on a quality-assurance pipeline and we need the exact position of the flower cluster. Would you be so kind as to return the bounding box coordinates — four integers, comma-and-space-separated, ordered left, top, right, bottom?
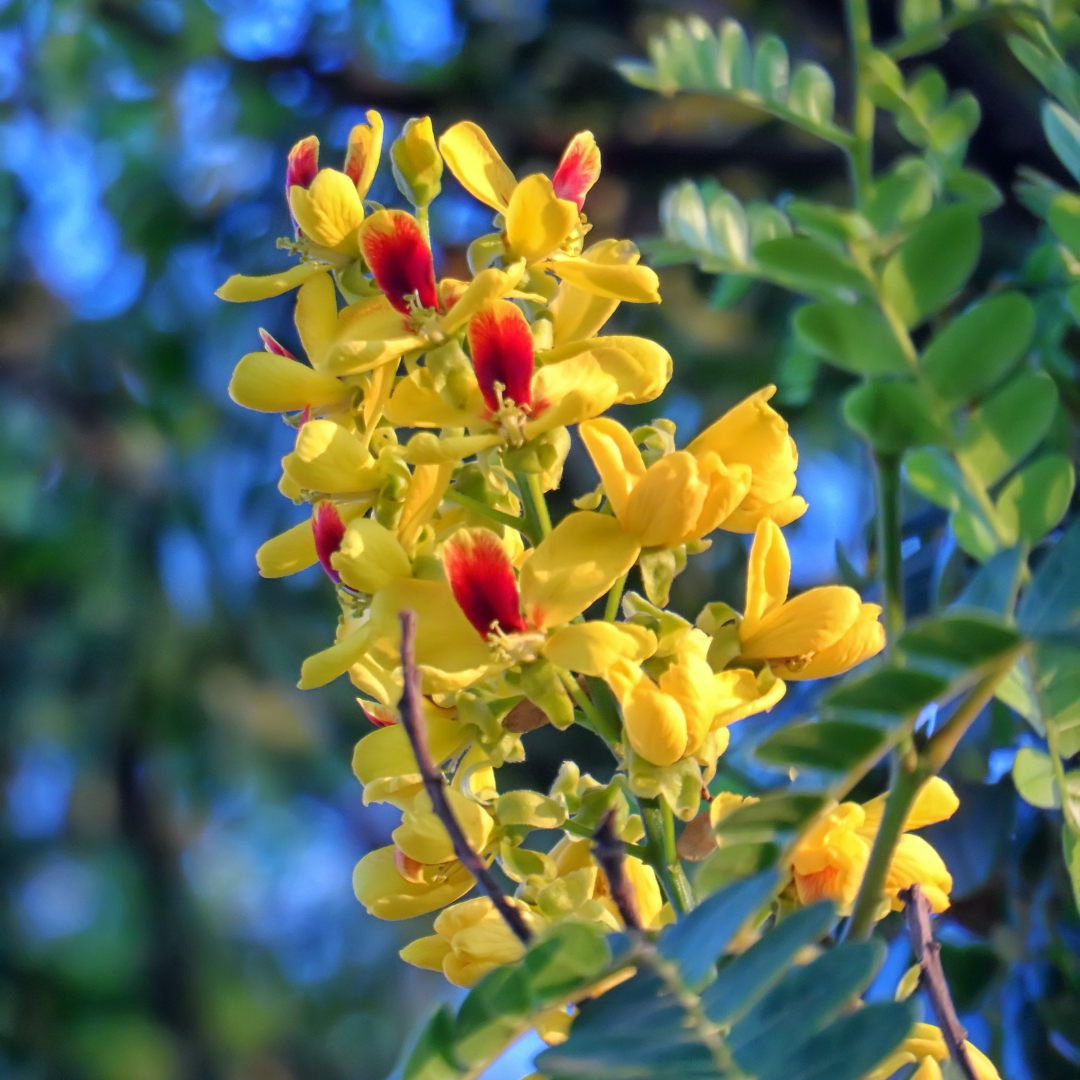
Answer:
219, 113, 947, 992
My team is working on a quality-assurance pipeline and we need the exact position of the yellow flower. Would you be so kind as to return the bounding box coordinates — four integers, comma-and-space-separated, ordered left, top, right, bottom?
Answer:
217, 113, 384, 302
791, 777, 959, 916
739, 518, 885, 680
685, 386, 807, 532
399, 896, 543, 986
863, 1024, 1000, 1080
438, 121, 659, 303
391, 116, 443, 208
579, 416, 752, 549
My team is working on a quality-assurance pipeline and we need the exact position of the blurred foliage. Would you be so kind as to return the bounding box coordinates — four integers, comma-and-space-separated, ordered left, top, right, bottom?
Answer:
0, 1, 1079, 1079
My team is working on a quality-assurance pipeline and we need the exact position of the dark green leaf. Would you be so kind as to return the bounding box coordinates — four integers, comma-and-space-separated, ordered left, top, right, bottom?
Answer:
881, 205, 981, 327
755, 237, 870, 300
694, 842, 781, 898
794, 300, 910, 376
1043, 101, 1080, 186
920, 292, 1035, 405
898, 612, 1022, 675
1035, 642, 1080, 754
1049, 192, 1080, 256
996, 453, 1076, 545
658, 870, 779, 987
523, 923, 611, 1002
842, 380, 943, 453
1063, 823, 1080, 916
403, 1006, 462, 1080
701, 902, 836, 1025
755, 719, 888, 772
951, 545, 1025, 616
824, 668, 948, 717
453, 965, 532, 1067
1019, 518, 1080, 640
903, 446, 974, 513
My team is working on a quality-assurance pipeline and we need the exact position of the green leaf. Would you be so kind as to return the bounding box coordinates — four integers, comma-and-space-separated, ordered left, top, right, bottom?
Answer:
755, 237, 870, 300
766, 1002, 917, 1080
951, 504, 1001, 562
714, 792, 827, 846
1064, 825, 1080, 916
957, 371, 1059, 488
920, 292, 1035, 405
729, 940, 885, 1075
752, 35, 789, 102
880, 205, 981, 327
996, 453, 1076, 545
717, 19, 753, 90
824, 667, 948, 718
701, 902, 836, 1024
951, 545, 1025, 616
897, 612, 1022, 676
658, 870, 779, 987
842, 380, 943, 454
786, 202, 873, 245
1049, 192, 1080, 256
1019, 518, 1080, 640
1035, 642, 1080, 753
755, 719, 888, 773
1012, 746, 1060, 809
454, 965, 532, 1067
900, 0, 942, 36
945, 169, 1004, 214
787, 63, 835, 126
747, 203, 793, 247
865, 157, 934, 234
1042, 101, 1080, 187
403, 1006, 462, 1080
523, 923, 611, 1001
794, 300, 911, 376
695, 841, 781, 897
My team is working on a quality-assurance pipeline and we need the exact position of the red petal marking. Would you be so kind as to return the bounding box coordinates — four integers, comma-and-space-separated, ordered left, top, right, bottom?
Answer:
467, 300, 535, 415
344, 122, 375, 188
443, 529, 526, 638
259, 328, 296, 359
362, 702, 397, 727
358, 209, 438, 315
286, 136, 319, 194
552, 131, 600, 211
313, 501, 346, 582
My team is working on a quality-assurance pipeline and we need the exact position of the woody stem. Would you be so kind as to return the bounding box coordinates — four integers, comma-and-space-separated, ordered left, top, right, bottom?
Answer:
593, 810, 644, 931
641, 797, 694, 916
396, 609, 533, 945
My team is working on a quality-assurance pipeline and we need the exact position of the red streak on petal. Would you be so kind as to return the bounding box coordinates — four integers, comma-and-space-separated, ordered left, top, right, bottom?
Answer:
467, 300, 535, 415
259, 328, 296, 359
362, 703, 397, 728
313, 502, 346, 582
359, 209, 438, 315
552, 131, 600, 211
443, 529, 526, 638
286, 136, 319, 195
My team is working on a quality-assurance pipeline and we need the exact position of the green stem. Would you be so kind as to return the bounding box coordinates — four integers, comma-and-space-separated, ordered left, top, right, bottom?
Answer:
445, 490, 535, 541
641, 797, 694, 915
515, 472, 551, 543
874, 451, 906, 650
844, 0, 875, 208
604, 573, 628, 622
887, 4, 1044, 61
528, 473, 552, 537
845, 749, 924, 942
560, 669, 621, 748
417, 204, 431, 247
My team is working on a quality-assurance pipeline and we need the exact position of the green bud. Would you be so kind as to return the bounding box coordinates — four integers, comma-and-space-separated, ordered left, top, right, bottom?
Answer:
390, 116, 443, 208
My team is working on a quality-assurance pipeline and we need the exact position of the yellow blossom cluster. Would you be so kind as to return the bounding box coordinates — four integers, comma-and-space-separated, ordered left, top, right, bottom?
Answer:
217, 112, 943, 992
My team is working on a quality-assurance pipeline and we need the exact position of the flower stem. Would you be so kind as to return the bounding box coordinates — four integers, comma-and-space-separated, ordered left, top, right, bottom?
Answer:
445, 489, 537, 542
641, 797, 694, 915
560, 669, 621, 748
843, 0, 875, 208
874, 451, 906, 650
417, 204, 431, 248
604, 572, 628, 622
528, 472, 553, 537
515, 471, 551, 543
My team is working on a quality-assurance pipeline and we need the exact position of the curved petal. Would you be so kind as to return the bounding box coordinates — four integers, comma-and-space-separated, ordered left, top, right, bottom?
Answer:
443, 528, 526, 636
742, 519, 791, 633
468, 299, 535, 413
741, 585, 863, 661
542, 621, 657, 677
784, 602, 885, 681
578, 417, 645, 526
862, 776, 959, 836
625, 452, 708, 548
281, 419, 380, 494
711, 668, 787, 727
505, 174, 578, 265
344, 109, 384, 198
386, 369, 482, 429
399, 934, 451, 972
353, 845, 475, 920
547, 254, 660, 303
518, 511, 641, 629
286, 135, 319, 192
289, 169, 364, 253
256, 519, 317, 578
438, 121, 517, 212
332, 517, 413, 593
549, 240, 641, 345
885, 834, 953, 912
552, 131, 601, 210
295, 271, 339, 367
615, 661, 688, 767
397, 462, 455, 552
229, 351, 347, 413
216, 261, 324, 303
524, 355, 620, 437
402, 431, 502, 464
359, 209, 438, 314
324, 335, 426, 378
690, 454, 753, 540
439, 262, 527, 335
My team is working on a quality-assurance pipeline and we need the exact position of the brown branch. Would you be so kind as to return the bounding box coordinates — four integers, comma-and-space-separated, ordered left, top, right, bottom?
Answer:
397, 610, 533, 945
900, 884, 978, 1080
592, 809, 643, 932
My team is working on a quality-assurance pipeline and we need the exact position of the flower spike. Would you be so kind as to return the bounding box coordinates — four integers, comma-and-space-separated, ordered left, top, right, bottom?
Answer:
467, 299, 536, 415
443, 529, 527, 638
359, 209, 439, 315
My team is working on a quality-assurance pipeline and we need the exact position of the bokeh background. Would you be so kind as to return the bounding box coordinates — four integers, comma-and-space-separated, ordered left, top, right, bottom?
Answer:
1, 1, 1078, 1078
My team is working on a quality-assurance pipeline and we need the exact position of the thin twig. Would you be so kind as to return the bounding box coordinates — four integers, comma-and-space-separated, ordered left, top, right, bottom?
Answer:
397, 610, 533, 945
592, 810, 643, 932
900, 884, 978, 1080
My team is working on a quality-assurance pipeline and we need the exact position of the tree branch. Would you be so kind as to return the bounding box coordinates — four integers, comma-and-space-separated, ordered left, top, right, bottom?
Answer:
397, 610, 533, 945
593, 809, 643, 932
900, 884, 978, 1080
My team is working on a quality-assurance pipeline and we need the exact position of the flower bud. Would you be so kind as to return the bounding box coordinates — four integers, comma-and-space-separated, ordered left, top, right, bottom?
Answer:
391, 116, 443, 208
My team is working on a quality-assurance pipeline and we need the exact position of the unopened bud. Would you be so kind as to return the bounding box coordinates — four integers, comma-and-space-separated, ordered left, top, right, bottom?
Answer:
391, 117, 443, 208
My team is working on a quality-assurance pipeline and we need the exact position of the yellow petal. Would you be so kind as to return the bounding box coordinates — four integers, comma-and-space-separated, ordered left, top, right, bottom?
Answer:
336, 293, 411, 344
399, 934, 452, 972
742, 519, 791, 631
741, 585, 863, 661
657, 654, 721, 754
725, 494, 809, 534
547, 255, 660, 303
353, 845, 475, 920
394, 787, 493, 864
542, 622, 657, 677
295, 271, 339, 368
439, 262, 527, 335
691, 453, 753, 539
289, 169, 364, 253
331, 517, 413, 593
711, 669, 787, 728
385, 368, 481, 429
351, 714, 469, 800
344, 109, 384, 200
862, 776, 959, 835
324, 335, 427, 378
524, 355, 620, 438
578, 418, 645, 525
624, 857, 666, 929
519, 512, 641, 629
397, 462, 455, 552
229, 351, 347, 413
300, 623, 374, 689
624, 452, 708, 548
216, 261, 324, 302
505, 174, 578, 264
886, 833, 953, 912
550, 239, 642, 345
911, 1057, 945, 1080
614, 660, 688, 767
589, 338, 673, 404
281, 419, 379, 494
966, 1043, 1002, 1080
438, 121, 517, 212
403, 431, 502, 464
255, 519, 317, 577
784, 602, 885, 680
